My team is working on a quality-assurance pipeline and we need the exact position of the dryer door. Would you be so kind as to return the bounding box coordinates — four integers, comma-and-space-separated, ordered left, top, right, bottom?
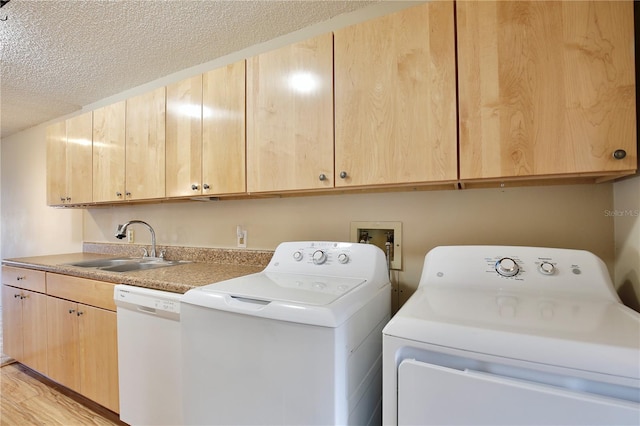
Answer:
398, 359, 639, 425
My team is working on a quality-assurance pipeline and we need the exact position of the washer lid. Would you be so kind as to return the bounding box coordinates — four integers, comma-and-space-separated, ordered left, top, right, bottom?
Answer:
383, 286, 640, 380
182, 271, 380, 327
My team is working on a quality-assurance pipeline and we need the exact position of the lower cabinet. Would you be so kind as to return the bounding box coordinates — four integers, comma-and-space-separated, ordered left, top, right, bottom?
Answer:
2, 267, 119, 414
45, 272, 120, 413
1, 280, 48, 374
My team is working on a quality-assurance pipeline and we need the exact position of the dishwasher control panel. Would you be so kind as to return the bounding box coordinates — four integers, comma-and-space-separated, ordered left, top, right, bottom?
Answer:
114, 285, 182, 314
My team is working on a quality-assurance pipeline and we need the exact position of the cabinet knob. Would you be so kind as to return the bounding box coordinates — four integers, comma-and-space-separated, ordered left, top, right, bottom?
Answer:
191, 184, 199, 191
203, 183, 210, 190
613, 149, 627, 160
339, 171, 348, 179
60, 197, 66, 202
116, 192, 122, 197
319, 174, 327, 181
77, 311, 84, 316
66, 197, 71, 202
69, 309, 75, 314
125, 191, 131, 197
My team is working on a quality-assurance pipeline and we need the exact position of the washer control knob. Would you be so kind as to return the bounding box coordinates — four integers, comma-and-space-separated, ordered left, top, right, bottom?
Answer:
538, 262, 555, 275
293, 251, 303, 262
337, 253, 349, 264
495, 257, 520, 277
312, 250, 327, 265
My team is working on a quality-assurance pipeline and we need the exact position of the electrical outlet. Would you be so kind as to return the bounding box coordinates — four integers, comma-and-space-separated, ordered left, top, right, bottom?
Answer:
237, 226, 247, 248
350, 221, 402, 270
127, 229, 134, 243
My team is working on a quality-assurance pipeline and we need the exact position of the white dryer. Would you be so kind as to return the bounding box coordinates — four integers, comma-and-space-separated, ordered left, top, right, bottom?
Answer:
383, 245, 640, 425
182, 241, 391, 425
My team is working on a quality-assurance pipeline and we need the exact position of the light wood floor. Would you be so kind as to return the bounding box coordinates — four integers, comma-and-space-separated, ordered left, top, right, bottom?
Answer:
1, 362, 125, 425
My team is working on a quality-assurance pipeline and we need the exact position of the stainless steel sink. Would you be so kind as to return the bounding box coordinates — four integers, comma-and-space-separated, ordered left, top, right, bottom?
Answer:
67, 257, 190, 273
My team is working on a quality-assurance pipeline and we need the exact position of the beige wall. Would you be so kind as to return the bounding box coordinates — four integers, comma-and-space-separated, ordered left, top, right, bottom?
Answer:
613, 175, 640, 311
82, 183, 616, 307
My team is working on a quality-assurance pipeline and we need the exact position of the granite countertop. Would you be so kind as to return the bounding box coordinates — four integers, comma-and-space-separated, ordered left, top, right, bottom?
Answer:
2, 243, 273, 294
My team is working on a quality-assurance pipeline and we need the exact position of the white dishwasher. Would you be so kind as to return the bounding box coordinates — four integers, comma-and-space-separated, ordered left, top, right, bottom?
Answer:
114, 284, 183, 426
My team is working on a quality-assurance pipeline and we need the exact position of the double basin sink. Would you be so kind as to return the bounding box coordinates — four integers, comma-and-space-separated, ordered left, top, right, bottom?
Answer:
67, 257, 190, 273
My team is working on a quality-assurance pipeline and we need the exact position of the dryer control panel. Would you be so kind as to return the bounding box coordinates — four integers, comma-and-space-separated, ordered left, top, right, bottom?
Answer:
420, 245, 619, 301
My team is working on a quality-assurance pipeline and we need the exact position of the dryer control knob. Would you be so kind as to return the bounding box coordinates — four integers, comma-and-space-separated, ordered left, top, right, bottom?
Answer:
337, 253, 349, 264
293, 251, 303, 261
312, 250, 327, 265
538, 262, 555, 275
495, 257, 520, 277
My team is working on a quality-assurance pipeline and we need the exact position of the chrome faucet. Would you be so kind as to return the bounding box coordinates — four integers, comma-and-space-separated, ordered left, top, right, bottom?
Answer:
115, 220, 157, 258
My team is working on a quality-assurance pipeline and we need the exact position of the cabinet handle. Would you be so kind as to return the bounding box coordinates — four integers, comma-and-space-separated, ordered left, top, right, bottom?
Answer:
66, 197, 71, 202
613, 149, 627, 160
339, 171, 348, 179
69, 309, 75, 314
14, 293, 20, 298
116, 192, 122, 197
203, 183, 210, 190
20, 295, 28, 300
16, 276, 25, 281
77, 311, 84, 316
60, 197, 66, 202
125, 191, 131, 197
191, 184, 199, 191
319, 174, 327, 181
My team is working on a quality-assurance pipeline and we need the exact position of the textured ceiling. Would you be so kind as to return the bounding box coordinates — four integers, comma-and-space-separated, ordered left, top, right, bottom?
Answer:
0, 0, 376, 139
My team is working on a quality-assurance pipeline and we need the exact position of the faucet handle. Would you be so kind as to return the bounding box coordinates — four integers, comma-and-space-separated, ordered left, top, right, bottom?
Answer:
142, 248, 149, 257
159, 249, 166, 259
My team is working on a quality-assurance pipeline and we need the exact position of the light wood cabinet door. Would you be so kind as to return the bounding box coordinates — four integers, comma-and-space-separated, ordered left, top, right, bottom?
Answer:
202, 60, 246, 195
65, 112, 93, 204
79, 305, 119, 413
46, 112, 93, 205
46, 296, 81, 393
457, 0, 637, 180
2, 285, 24, 363
93, 101, 126, 203
166, 75, 203, 198
335, 1, 457, 188
2, 268, 48, 373
20, 289, 49, 374
247, 34, 334, 192
126, 87, 166, 200
46, 121, 67, 205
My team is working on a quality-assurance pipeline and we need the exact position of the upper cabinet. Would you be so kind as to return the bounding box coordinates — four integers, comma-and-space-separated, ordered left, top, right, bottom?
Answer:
334, 1, 458, 188
166, 75, 204, 198
46, 112, 93, 206
125, 87, 166, 200
247, 33, 334, 193
457, 0, 637, 181
166, 60, 246, 197
202, 61, 246, 195
93, 101, 126, 203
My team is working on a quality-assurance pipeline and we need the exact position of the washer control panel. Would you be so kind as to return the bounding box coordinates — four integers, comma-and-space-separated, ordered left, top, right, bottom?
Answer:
266, 241, 388, 281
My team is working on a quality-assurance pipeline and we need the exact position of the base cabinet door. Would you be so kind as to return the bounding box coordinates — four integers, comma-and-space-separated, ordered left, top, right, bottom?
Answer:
46, 297, 82, 393
79, 304, 119, 413
45, 273, 119, 413
2, 285, 48, 372
1, 267, 48, 373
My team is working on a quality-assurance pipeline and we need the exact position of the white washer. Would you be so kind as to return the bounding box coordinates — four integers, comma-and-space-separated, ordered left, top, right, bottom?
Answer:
383, 245, 640, 425
181, 241, 391, 425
